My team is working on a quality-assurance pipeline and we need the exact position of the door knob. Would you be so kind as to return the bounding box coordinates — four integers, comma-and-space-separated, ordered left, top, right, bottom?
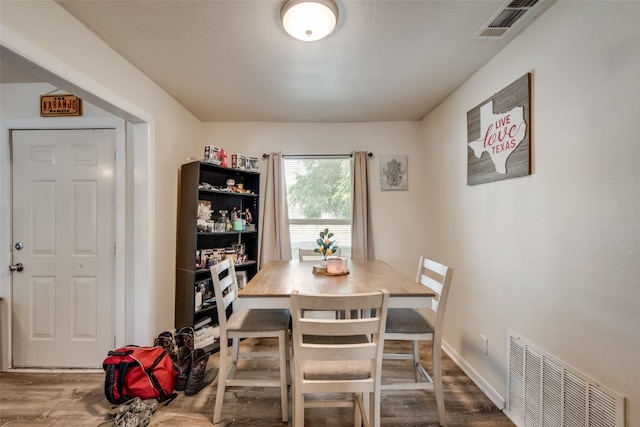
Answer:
9, 263, 24, 272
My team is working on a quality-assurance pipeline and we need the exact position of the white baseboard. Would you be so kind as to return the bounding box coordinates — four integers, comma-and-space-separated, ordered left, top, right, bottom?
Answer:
9, 368, 103, 373
441, 340, 506, 410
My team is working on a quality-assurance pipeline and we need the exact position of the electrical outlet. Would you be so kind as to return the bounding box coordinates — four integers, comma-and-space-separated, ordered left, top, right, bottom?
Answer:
480, 335, 488, 355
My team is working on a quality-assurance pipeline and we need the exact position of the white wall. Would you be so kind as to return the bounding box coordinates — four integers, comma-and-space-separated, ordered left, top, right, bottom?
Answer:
421, 2, 640, 424
200, 121, 426, 276
1, 83, 115, 119
1, 0, 203, 346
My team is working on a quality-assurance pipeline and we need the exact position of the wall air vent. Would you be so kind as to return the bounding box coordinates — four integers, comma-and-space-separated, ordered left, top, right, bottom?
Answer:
474, 0, 554, 39
506, 331, 626, 427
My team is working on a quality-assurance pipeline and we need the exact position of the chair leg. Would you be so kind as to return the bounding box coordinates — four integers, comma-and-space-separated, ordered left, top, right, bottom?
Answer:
278, 330, 289, 422
412, 340, 421, 382
433, 344, 446, 426
359, 391, 377, 427
372, 388, 380, 427
286, 330, 293, 386
364, 392, 370, 427
293, 385, 304, 427
213, 339, 229, 424
354, 393, 363, 427
230, 337, 240, 378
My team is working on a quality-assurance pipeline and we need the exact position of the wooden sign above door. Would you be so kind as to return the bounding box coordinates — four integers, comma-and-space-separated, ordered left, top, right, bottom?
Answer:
40, 94, 83, 117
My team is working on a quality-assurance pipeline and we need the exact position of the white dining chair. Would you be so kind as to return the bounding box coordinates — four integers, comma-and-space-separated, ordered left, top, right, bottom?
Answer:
290, 289, 389, 427
210, 259, 290, 425
382, 256, 454, 427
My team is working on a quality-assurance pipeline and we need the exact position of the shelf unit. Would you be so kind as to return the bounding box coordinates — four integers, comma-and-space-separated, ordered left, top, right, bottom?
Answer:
175, 161, 260, 351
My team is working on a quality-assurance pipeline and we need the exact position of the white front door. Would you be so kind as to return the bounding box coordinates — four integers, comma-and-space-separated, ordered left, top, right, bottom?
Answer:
11, 129, 115, 368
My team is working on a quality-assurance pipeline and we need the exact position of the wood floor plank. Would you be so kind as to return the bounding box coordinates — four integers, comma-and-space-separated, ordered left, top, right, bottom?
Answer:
0, 339, 515, 426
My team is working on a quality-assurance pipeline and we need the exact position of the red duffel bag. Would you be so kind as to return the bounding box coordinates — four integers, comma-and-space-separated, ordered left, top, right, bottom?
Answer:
103, 346, 177, 404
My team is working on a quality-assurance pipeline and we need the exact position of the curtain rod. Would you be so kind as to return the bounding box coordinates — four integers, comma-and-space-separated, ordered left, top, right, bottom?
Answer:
262, 152, 373, 159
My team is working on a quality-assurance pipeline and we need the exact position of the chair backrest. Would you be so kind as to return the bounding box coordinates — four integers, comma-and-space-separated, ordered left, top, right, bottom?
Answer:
298, 248, 341, 261
415, 256, 454, 332
290, 289, 389, 389
210, 259, 239, 330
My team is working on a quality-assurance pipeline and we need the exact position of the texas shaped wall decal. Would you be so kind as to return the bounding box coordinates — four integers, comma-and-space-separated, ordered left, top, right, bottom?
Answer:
466, 73, 531, 185
468, 101, 527, 174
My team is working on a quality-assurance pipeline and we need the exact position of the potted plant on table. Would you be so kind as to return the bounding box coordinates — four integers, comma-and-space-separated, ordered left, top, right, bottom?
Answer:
315, 228, 339, 263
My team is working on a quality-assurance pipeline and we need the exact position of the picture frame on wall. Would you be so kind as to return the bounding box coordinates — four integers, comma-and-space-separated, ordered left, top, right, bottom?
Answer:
466, 73, 531, 185
380, 155, 408, 191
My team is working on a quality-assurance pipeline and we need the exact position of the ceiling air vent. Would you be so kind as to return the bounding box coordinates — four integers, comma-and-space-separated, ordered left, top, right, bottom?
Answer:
474, 0, 550, 39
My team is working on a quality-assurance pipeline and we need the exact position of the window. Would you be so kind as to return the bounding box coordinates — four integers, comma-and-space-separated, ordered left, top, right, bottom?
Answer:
284, 156, 352, 259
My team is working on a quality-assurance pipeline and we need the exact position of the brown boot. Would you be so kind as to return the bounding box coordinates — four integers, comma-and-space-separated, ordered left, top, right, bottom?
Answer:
184, 349, 216, 396
175, 327, 194, 352
174, 346, 192, 391
153, 331, 176, 363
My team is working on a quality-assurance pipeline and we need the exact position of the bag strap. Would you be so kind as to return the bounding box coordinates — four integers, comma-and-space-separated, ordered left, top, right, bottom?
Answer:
145, 349, 174, 403
104, 363, 118, 404
108, 348, 135, 357
104, 361, 133, 404
117, 361, 131, 398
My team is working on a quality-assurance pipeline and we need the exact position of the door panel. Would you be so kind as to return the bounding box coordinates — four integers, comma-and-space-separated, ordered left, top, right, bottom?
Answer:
11, 129, 115, 368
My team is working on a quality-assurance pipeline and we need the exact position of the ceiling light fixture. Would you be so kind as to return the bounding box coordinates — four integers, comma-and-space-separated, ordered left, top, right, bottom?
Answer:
281, 0, 338, 42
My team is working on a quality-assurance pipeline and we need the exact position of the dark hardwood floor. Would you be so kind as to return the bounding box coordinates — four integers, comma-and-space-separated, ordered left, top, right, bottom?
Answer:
0, 338, 515, 426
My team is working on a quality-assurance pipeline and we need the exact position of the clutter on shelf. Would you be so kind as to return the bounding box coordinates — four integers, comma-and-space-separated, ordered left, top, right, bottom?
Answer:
202, 145, 258, 171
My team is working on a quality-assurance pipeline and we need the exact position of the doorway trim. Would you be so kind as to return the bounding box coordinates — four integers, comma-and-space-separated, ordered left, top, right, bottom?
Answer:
0, 47, 152, 370
0, 117, 137, 370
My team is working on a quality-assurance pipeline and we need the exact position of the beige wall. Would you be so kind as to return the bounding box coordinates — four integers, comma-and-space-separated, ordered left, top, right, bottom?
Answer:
200, 121, 426, 276
421, 1, 640, 423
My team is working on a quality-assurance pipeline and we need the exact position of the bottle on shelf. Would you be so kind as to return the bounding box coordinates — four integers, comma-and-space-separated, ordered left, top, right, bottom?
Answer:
217, 210, 228, 232
232, 206, 243, 231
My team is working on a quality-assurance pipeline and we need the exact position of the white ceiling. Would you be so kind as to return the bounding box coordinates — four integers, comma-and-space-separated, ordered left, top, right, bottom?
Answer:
3, 1, 555, 123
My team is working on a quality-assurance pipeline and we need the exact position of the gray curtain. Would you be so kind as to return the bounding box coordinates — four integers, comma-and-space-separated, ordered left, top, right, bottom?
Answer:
259, 152, 292, 265
351, 151, 374, 260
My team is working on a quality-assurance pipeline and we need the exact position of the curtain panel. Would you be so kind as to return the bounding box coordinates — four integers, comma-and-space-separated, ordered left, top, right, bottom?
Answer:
259, 152, 292, 265
351, 151, 374, 260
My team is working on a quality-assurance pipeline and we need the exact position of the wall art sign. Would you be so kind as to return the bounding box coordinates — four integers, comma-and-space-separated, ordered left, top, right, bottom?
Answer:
380, 155, 408, 191
467, 73, 530, 185
40, 94, 82, 117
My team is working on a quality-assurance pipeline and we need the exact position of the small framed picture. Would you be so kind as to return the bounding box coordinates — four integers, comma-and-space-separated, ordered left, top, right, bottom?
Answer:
204, 146, 222, 165
199, 249, 215, 269
380, 155, 408, 191
247, 156, 259, 171
237, 155, 247, 170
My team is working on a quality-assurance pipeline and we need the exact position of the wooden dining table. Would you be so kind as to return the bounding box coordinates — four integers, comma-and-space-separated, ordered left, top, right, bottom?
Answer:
237, 259, 434, 309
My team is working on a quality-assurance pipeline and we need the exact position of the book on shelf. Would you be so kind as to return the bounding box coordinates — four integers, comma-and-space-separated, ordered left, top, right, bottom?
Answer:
236, 271, 247, 289
194, 325, 220, 350
194, 316, 212, 330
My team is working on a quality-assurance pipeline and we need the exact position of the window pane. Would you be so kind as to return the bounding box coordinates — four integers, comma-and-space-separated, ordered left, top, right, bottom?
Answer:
284, 157, 352, 258
289, 224, 352, 259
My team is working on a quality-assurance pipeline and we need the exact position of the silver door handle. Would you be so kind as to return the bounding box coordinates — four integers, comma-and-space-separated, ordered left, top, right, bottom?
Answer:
9, 263, 24, 272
